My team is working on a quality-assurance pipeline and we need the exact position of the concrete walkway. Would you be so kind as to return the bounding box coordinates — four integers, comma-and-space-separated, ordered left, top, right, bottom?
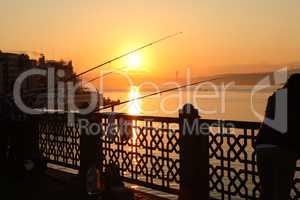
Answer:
0, 168, 168, 200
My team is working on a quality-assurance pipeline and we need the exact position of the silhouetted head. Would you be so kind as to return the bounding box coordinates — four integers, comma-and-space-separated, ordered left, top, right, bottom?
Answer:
284, 73, 300, 91
284, 74, 300, 103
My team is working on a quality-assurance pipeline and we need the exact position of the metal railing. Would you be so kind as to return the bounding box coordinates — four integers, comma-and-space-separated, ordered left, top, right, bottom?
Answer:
204, 119, 300, 200
96, 113, 180, 194
34, 113, 81, 170
33, 112, 300, 199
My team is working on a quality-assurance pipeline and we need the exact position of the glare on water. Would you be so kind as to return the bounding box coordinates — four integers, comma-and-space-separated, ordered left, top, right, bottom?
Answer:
128, 86, 141, 165
128, 86, 141, 115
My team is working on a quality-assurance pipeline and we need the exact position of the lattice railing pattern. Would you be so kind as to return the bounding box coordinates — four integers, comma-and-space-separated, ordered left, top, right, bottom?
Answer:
96, 113, 180, 194
33, 113, 300, 199
203, 119, 300, 200
34, 113, 81, 170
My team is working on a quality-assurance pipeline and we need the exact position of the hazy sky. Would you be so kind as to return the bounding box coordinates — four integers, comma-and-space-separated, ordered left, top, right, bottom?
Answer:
1, 0, 300, 82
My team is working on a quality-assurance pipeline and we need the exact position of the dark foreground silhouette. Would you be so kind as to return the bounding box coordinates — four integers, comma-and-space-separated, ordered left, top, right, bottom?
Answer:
256, 73, 300, 200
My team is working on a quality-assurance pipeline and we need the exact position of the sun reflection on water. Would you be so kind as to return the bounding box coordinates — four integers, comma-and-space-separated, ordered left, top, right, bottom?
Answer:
128, 86, 141, 115
128, 86, 141, 166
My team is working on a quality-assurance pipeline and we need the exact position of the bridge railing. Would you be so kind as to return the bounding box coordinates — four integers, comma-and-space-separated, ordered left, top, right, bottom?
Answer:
33, 113, 81, 170
32, 108, 300, 200
96, 113, 180, 194
203, 118, 300, 200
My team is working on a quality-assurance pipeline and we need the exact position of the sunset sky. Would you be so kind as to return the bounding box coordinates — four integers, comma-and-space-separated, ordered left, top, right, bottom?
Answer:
1, 0, 300, 86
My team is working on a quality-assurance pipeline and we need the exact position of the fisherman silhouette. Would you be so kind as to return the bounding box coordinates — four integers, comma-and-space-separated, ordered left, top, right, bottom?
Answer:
255, 73, 300, 200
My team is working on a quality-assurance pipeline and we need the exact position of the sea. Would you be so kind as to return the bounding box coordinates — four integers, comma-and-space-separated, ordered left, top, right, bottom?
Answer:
103, 85, 277, 122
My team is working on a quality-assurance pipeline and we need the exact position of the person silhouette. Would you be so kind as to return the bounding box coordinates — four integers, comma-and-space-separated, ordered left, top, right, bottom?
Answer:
255, 73, 300, 200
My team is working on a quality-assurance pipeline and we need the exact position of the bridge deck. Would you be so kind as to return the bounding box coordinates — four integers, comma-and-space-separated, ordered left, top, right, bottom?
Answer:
0, 168, 168, 200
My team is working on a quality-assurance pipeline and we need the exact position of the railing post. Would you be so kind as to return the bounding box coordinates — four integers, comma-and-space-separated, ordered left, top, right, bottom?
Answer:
179, 104, 209, 200
79, 114, 99, 197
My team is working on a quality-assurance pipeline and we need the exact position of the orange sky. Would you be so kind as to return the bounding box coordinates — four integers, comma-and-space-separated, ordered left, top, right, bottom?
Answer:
1, 0, 300, 85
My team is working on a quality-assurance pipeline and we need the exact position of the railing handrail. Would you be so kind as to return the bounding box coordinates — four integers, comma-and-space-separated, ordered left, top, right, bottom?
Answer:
199, 119, 261, 129
94, 112, 179, 123
33, 111, 262, 129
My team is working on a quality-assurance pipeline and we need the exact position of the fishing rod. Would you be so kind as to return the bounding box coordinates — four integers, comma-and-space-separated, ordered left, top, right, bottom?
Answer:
68, 32, 183, 81
96, 77, 219, 112
85, 72, 114, 84
84, 65, 129, 85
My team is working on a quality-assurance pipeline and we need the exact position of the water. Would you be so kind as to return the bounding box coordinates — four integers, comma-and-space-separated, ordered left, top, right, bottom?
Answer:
103, 86, 276, 122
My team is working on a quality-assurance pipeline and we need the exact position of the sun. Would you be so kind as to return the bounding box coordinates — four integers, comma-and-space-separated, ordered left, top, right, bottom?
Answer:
127, 53, 141, 69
